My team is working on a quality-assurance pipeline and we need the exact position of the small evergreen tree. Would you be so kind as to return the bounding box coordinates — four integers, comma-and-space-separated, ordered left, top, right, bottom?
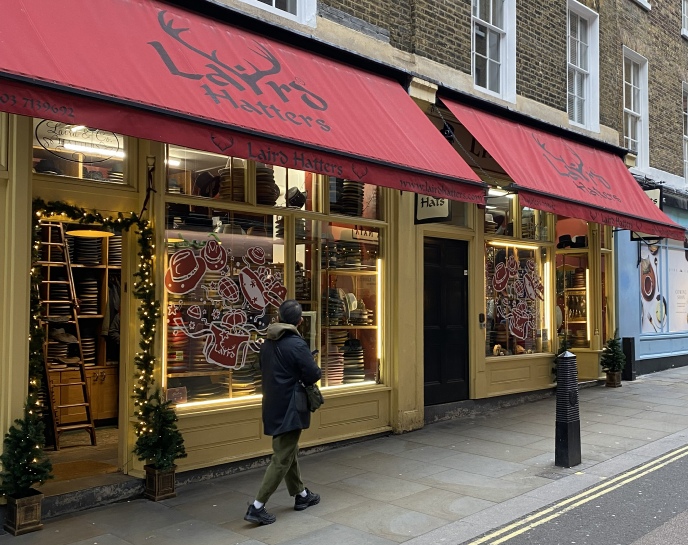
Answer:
0, 397, 53, 498
601, 335, 626, 373
133, 391, 187, 470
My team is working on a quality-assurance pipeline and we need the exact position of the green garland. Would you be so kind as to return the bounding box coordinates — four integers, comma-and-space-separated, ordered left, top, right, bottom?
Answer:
27, 198, 185, 467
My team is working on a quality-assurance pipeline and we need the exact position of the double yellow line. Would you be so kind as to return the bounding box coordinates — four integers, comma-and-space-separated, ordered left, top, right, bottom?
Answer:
465, 444, 688, 545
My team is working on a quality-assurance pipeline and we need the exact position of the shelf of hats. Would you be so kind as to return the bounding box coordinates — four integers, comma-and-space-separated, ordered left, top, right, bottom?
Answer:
162, 144, 385, 405
32, 119, 127, 184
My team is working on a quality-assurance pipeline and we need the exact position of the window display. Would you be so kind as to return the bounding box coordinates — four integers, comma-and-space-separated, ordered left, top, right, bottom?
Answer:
556, 253, 590, 348
32, 119, 126, 183
163, 144, 386, 403
165, 207, 285, 403
485, 242, 550, 356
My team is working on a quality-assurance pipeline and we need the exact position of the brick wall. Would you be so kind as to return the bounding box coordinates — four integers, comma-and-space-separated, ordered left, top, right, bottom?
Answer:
610, 0, 688, 176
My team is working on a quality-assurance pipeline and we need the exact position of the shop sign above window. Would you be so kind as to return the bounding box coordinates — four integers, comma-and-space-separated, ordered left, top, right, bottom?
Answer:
414, 193, 451, 224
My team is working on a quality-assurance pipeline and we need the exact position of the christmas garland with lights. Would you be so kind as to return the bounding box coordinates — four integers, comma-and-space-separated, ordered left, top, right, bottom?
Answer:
24, 199, 184, 470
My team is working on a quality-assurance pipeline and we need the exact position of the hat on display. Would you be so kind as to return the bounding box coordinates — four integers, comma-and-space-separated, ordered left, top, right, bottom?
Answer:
556, 234, 573, 249
287, 187, 308, 208
573, 236, 588, 248
165, 248, 207, 295
35, 158, 62, 175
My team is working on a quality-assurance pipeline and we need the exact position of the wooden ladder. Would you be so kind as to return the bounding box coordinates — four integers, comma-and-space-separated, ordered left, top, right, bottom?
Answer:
38, 221, 97, 450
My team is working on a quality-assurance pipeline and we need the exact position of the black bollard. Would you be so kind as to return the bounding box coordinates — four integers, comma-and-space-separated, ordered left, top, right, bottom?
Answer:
555, 351, 581, 467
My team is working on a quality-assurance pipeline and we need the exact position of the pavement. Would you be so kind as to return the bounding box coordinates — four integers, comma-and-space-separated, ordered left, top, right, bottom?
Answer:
3, 366, 688, 545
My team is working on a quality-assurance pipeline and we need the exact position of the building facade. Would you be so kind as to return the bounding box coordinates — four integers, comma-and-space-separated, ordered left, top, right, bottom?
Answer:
0, 0, 682, 491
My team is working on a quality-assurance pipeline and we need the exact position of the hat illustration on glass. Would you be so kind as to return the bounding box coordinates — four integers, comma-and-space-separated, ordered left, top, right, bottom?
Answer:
165, 248, 207, 295
556, 235, 573, 249
194, 171, 220, 198
572, 236, 587, 248
287, 187, 308, 209
35, 158, 62, 175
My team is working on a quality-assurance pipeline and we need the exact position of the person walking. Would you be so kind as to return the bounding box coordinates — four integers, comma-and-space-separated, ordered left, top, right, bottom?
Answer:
244, 300, 322, 525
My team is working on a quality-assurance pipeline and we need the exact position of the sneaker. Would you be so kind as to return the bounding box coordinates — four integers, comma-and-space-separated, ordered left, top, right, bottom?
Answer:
294, 488, 320, 511
244, 504, 276, 525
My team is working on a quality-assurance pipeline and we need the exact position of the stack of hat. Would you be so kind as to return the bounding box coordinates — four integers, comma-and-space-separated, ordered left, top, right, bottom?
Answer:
191, 337, 214, 371
337, 241, 363, 268
349, 302, 373, 326
321, 242, 338, 268
275, 217, 307, 240
75, 237, 102, 265
573, 268, 586, 288
65, 234, 76, 262
188, 380, 225, 401
324, 288, 346, 325
48, 283, 72, 317
108, 236, 122, 266
294, 262, 311, 301
81, 336, 97, 366
484, 214, 497, 234
324, 344, 344, 386
167, 325, 189, 372
230, 358, 261, 397
342, 339, 366, 383
108, 163, 124, 183
218, 160, 245, 201
331, 180, 364, 216
77, 276, 99, 315
256, 164, 280, 206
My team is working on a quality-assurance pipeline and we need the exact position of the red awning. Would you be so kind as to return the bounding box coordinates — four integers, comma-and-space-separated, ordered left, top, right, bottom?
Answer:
443, 100, 685, 239
0, 0, 485, 204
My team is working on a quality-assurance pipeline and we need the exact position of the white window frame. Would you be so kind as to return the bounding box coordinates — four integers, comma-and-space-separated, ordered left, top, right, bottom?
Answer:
623, 47, 649, 169
629, 0, 651, 11
683, 0, 688, 39
237, 0, 316, 26
683, 83, 688, 181
567, 0, 599, 132
471, 0, 516, 103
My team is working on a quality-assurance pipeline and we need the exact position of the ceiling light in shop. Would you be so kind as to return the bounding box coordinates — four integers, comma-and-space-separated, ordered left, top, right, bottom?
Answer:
166, 159, 181, 167
485, 205, 497, 210
487, 188, 514, 198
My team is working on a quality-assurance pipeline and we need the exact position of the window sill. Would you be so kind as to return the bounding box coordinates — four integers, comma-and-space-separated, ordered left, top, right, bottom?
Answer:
682, 29, 688, 40
629, 0, 651, 11
568, 119, 601, 134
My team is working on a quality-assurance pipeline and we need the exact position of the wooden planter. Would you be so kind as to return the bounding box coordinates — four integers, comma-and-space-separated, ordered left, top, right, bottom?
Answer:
143, 464, 177, 501
3, 488, 44, 536
605, 371, 622, 388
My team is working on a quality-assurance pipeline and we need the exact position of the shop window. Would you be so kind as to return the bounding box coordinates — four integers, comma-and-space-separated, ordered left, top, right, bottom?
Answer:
556, 217, 588, 249
484, 188, 515, 236
438, 200, 469, 228
485, 242, 551, 356
164, 206, 284, 404
163, 144, 388, 403
319, 222, 381, 386
166, 146, 324, 212
556, 253, 590, 349
601, 252, 612, 341
32, 119, 127, 184
329, 177, 381, 220
522, 207, 551, 242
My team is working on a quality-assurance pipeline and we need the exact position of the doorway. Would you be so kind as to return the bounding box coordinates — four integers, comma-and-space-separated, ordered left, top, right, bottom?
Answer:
423, 237, 469, 405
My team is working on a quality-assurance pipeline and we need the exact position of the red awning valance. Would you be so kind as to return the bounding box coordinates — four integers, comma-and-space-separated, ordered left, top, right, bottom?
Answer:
0, 0, 485, 204
443, 100, 685, 239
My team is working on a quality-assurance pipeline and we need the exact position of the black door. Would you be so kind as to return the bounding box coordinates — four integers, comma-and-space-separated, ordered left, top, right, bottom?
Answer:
423, 237, 469, 405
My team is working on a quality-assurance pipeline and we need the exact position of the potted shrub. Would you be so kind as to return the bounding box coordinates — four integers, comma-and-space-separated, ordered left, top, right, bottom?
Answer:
601, 334, 626, 388
133, 391, 187, 501
0, 398, 53, 535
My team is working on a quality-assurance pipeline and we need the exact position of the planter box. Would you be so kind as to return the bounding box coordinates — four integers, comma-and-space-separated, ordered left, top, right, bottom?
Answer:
605, 371, 622, 388
143, 464, 176, 501
3, 488, 44, 536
